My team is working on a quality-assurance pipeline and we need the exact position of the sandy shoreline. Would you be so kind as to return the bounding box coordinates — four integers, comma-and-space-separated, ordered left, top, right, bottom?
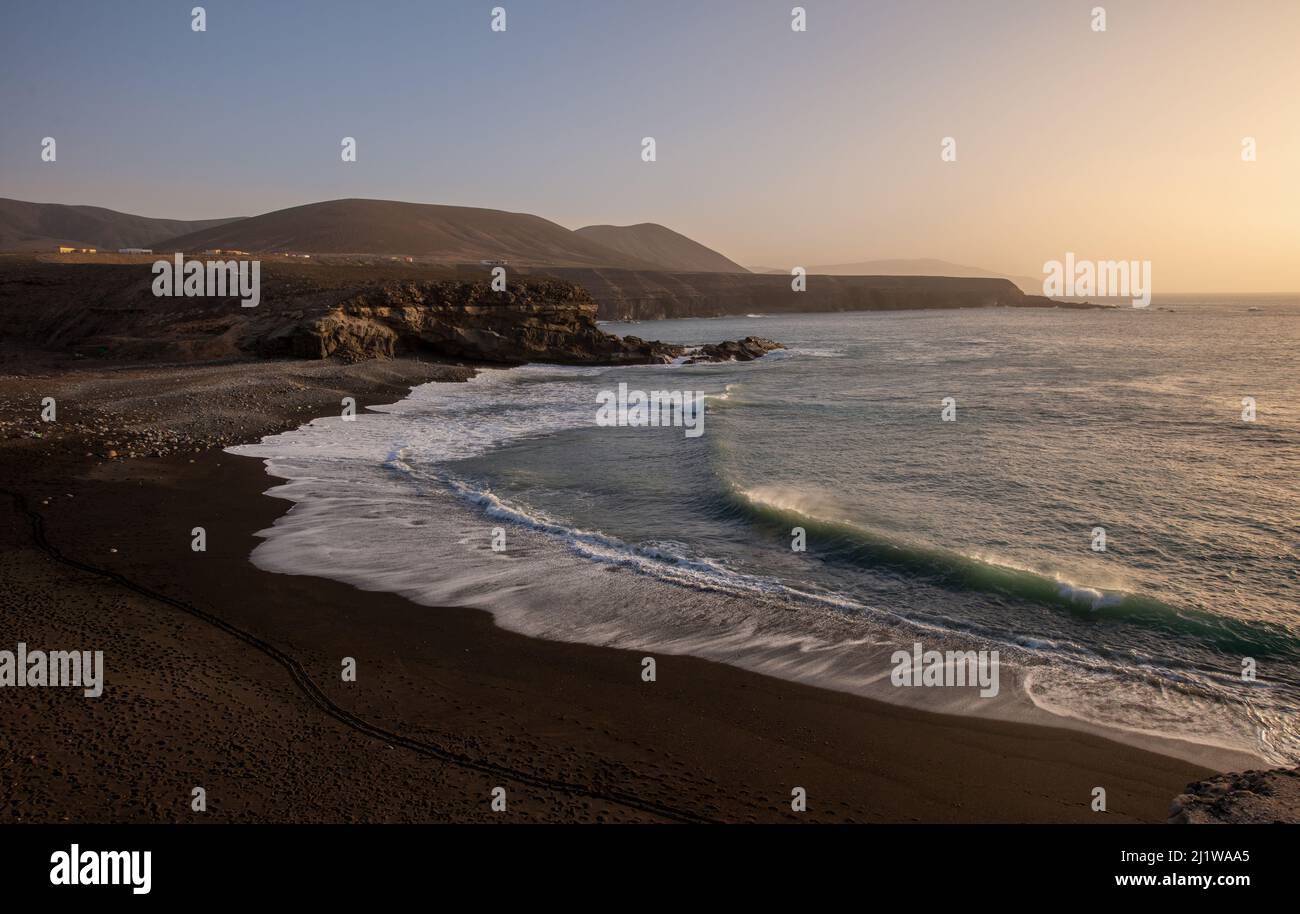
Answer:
0, 357, 1217, 823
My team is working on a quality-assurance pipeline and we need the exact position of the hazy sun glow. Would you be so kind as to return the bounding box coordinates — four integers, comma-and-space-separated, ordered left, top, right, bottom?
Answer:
2, 0, 1297, 291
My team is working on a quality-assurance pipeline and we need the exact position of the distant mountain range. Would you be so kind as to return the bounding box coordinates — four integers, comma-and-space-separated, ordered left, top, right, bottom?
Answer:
2, 197, 1032, 287
2, 197, 745, 273
748, 258, 1041, 293
157, 199, 675, 269
0, 198, 243, 251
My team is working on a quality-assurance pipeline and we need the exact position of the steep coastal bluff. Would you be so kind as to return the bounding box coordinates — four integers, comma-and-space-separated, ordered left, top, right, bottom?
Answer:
531, 268, 1087, 321
0, 257, 779, 366
256, 279, 687, 364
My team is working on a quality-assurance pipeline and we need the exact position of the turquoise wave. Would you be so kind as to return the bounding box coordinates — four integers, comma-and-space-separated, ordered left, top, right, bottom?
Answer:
723, 485, 1300, 660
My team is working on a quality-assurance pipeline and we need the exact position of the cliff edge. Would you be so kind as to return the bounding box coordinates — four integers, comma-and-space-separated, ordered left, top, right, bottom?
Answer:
0, 256, 778, 368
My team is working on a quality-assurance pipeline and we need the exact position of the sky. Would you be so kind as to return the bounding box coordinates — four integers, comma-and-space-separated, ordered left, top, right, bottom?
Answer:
2, 0, 1297, 291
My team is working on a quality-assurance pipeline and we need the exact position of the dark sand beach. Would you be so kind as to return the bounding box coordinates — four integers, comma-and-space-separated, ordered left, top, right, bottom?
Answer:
0, 357, 1215, 824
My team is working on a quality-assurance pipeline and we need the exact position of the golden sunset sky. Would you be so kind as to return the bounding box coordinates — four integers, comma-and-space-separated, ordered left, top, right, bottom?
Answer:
3, 0, 1297, 291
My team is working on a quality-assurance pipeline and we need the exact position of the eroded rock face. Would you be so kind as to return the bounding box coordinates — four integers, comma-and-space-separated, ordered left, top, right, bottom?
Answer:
0, 259, 775, 368
531, 268, 1100, 321
1168, 767, 1300, 824
257, 279, 687, 365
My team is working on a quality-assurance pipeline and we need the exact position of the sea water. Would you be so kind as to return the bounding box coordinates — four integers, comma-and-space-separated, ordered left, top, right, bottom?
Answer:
231, 296, 1299, 768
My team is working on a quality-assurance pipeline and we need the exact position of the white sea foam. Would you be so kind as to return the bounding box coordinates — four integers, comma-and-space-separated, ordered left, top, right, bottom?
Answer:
442, 475, 868, 612
234, 365, 606, 467
763, 347, 845, 359
1055, 580, 1125, 609
227, 361, 1285, 770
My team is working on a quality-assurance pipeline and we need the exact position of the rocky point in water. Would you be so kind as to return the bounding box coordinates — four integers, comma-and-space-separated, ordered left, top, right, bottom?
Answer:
684, 336, 785, 363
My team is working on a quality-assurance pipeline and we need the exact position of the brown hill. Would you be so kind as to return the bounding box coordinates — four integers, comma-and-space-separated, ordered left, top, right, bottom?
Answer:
575, 223, 747, 273
155, 198, 664, 268
0, 198, 243, 252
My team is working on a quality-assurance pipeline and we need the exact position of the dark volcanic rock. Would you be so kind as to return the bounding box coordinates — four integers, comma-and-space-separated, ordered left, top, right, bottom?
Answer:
687, 337, 784, 363
0, 257, 770, 369
530, 268, 1108, 321
1168, 767, 1300, 824
256, 278, 685, 365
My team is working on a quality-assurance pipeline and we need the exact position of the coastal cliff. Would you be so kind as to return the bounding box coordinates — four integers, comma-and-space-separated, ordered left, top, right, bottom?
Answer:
0, 257, 1101, 371
531, 268, 1086, 321
254, 278, 688, 364
0, 257, 777, 367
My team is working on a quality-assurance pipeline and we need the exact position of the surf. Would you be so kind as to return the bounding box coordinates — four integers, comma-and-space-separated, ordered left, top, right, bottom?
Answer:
724, 484, 1300, 660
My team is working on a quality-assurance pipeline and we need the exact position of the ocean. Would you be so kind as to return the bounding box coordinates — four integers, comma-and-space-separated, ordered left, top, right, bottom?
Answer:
231, 296, 1300, 769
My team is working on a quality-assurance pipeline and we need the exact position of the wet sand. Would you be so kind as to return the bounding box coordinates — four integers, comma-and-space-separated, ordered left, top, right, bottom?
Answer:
0, 358, 1214, 823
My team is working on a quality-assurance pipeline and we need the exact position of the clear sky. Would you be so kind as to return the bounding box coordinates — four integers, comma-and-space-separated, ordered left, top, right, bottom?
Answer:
2, 0, 1297, 291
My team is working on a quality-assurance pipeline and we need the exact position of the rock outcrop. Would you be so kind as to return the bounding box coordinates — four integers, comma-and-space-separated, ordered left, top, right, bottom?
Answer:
255, 278, 685, 365
687, 337, 784, 363
0, 257, 770, 368
1168, 767, 1300, 824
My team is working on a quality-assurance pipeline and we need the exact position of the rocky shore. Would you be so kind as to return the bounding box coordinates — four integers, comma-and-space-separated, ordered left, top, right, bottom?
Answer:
0, 255, 780, 369
0, 255, 785, 469
271, 281, 782, 365
1, 254, 1283, 825
0, 359, 470, 463
1169, 767, 1300, 824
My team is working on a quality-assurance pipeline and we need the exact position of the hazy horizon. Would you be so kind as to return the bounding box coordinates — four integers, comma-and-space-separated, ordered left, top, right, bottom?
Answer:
3, 0, 1297, 292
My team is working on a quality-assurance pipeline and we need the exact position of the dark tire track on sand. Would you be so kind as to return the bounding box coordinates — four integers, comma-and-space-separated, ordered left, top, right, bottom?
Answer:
2, 486, 722, 825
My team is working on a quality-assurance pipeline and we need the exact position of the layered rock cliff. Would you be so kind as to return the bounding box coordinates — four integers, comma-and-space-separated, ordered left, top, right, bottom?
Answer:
0, 257, 777, 367
531, 268, 1087, 321
253, 278, 687, 364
